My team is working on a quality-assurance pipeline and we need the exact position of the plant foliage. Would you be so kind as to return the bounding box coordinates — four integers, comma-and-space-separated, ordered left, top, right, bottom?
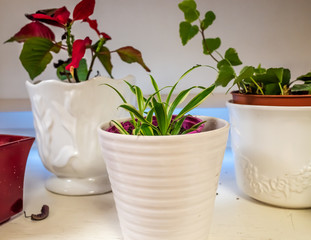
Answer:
178, 0, 311, 95
6, 0, 150, 82
105, 67, 215, 136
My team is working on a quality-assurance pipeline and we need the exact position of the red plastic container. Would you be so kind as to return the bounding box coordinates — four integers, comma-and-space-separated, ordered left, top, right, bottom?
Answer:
0, 135, 35, 224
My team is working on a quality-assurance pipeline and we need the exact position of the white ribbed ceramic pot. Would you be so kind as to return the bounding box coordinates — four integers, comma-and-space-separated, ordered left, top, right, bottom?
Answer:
227, 101, 311, 208
26, 76, 135, 195
98, 116, 229, 240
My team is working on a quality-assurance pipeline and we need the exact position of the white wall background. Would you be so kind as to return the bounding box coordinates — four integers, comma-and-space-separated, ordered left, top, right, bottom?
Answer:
0, 0, 310, 99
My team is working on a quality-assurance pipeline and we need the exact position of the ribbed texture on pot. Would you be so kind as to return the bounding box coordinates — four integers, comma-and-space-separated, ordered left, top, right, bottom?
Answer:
98, 116, 229, 240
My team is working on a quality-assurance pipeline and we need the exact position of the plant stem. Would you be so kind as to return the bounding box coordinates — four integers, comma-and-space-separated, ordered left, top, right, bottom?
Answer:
86, 38, 106, 80
279, 82, 284, 95
200, 29, 219, 63
250, 77, 264, 95
66, 25, 73, 57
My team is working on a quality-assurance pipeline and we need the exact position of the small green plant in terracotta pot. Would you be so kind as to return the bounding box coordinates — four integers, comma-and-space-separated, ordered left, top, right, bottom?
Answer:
178, 0, 311, 106
178, 0, 311, 209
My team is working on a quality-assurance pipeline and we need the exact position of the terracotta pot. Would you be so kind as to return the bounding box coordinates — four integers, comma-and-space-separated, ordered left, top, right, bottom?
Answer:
0, 135, 35, 224
231, 91, 311, 106
97, 116, 229, 240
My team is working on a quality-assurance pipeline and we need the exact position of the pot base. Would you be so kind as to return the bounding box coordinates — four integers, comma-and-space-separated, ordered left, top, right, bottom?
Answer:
45, 175, 111, 196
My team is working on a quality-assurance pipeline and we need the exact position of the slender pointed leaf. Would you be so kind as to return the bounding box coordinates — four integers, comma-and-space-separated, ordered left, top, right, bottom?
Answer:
104, 83, 127, 103
111, 120, 129, 135
134, 86, 144, 113
152, 98, 168, 134
168, 86, 196, 119
176, 85, 215, 119
170, 116, 187, 135
182, 121, 206, 134
150, 75, 162, 102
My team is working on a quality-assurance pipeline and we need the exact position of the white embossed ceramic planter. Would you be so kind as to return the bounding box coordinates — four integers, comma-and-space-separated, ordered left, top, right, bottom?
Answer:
26, 76, 134, 195
227, 101, 311, 208
98, 116, 229, 240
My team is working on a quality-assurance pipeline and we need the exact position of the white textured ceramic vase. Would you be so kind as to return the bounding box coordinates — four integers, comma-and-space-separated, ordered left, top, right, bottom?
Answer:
227, 101, 311, 208
26, 76, 135, 195
98, 116, 229, 240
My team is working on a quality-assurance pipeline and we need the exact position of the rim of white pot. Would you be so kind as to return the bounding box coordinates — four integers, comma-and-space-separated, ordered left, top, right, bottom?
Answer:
25, 74, 135, 86
98, 115, 230, 141
226, 100, 311, 110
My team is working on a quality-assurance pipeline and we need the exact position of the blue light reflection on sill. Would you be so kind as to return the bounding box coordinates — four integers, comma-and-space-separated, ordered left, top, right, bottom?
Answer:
0, 108, 233, 176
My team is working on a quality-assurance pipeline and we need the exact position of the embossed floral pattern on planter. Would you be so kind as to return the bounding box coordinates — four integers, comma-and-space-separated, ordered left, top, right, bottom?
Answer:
239, 156, 311, 198
26, 76, 135, 195
228, 102, 311, 208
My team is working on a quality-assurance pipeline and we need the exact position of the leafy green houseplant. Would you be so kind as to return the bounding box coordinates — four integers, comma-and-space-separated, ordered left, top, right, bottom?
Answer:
104, 67, 215, 136
97, 71, 229, 240
6, 0, 150, 82
178, 0, 311, 99
177, 0, 311, 209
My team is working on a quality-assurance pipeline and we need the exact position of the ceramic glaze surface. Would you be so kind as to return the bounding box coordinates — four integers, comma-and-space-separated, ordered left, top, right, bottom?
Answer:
98, 116, 229, 240
227, 101, 311, 208
0, 135, 34, 224
26, 76, 135, 195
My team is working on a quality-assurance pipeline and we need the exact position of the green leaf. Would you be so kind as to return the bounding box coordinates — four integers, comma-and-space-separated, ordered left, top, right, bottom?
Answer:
111, 120, 130, 135
170, 116, 187, 135
234, 66, 255, 85
166, 64, 204, 105
264, 83, 281, 95
134, 86, 144, 113
97, 46, 113, 78
215, 64, 235, 87
201, 11, 216, 30
119, 103, 149, 123
56, 63, 70, 81
152, 98, 168, 134
179, 21, 199, 45
182, 121, 206, 134
203, 37, 221, 54
104, 83, 128, 103
76, 58, 88, 81
149, 75, 162, 102
19, 37, 61, 80
297, 71, 311, 81
116, 46, 151, 72
168, 86, 196, 119
176, 85, 216, 119
224, 48, 242, 66
178, 0, 200, 23
291, 83, 311, 92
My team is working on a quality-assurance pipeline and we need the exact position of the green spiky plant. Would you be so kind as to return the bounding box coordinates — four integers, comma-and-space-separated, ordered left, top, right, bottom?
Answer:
178, 0, 311, 95
105, 66, 215, 136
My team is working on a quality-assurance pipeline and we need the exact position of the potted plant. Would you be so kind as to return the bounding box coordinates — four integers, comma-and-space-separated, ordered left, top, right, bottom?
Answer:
5, 0, 150, 196
0, 135, 35, 224
178, 0, 311, 208
97, 71, 229, 240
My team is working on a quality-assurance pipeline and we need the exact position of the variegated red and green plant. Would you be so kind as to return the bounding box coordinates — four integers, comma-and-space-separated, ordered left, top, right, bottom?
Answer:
6, 0, 150, 82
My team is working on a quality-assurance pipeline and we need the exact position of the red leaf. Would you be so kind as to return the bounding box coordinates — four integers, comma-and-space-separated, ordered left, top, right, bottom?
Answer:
84, 18, 111, 39
27, 7, 70, 28
66, 37, 92, 70
5, 21, 55, 43
73, 0, 95, 21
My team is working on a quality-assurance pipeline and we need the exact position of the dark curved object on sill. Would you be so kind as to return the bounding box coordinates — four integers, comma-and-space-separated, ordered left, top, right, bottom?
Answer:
0, 134, 35, 224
